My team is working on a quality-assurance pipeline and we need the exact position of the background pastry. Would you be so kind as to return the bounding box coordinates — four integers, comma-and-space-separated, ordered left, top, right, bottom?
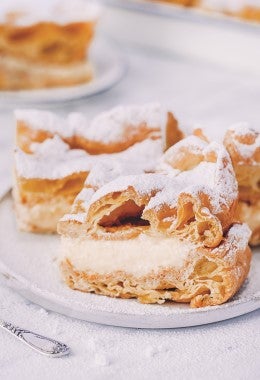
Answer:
0, 0, 100, 90
224, 123, 260, 246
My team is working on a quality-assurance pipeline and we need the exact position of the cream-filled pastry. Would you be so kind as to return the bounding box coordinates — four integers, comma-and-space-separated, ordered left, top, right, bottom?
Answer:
0, 0, 100, 90
224, 123, 260, 246
13, 103, 183, 233
58, 136, 251, 308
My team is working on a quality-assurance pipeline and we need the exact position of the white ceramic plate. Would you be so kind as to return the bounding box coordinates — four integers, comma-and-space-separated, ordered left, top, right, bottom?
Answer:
0, 38, 125, 105
102, 2, 260, 75
0, 193, 259, 329
105, 0, 260, 28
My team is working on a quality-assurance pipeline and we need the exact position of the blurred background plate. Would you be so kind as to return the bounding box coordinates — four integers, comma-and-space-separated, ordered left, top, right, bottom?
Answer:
104, 0, 260, 27
0, 38, 126, 105
102, 0, 260, 75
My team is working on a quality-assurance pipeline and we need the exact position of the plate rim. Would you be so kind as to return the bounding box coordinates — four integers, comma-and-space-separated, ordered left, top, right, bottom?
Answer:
1, 270, 259, 329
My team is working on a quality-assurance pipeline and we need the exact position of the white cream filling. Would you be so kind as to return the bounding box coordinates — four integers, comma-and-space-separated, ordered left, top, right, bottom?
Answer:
60, 235, 193, 276
0, 54, 93, 80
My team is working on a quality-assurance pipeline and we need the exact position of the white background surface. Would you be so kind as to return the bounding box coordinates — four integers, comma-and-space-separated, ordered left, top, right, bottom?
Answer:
0, 10, 260, 379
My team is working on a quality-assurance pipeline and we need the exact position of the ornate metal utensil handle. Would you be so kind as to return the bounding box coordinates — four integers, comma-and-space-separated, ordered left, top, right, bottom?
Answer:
0, 319, 70, 357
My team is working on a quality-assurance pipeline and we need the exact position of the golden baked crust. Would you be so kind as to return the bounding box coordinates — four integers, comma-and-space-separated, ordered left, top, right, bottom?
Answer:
224, 124, 260, 245
0, 21, 95, 65
239, 7, 260, 22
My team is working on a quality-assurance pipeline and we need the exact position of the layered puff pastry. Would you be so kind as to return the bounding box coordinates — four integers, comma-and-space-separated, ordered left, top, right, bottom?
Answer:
0, 0, 99, 90
224, 123, 260, 246
58, 136, 252, 308
13, 103, 182, 233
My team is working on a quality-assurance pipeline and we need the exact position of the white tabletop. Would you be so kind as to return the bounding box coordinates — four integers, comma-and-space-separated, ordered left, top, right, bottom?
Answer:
0, 43, 259, 379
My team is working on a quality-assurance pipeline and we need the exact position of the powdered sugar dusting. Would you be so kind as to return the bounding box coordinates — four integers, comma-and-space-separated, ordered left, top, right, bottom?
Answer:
0, 0, 100, 26
15, 136, 162, 180
30, 135, 70, 156
75, 188, 95, 203
212, 223, 252, 263
15, 103, 168, 146
64, 137, 238, 228
85, 161, 145, 190
148, 141, 237, 215
84, 103, 167, 144
149, 161, 216, 209
163, 135, 208, 165
15, 137, 93, 179
228, 122, 255, 136
205, 142, 238, 213
15, 109, 71, 136
89, 173, 169, 206
227, 122, 260, 164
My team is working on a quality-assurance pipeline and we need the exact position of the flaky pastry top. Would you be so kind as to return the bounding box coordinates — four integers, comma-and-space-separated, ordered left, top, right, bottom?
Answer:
14, 103, 184, 181
15, 135, 162, 180
15, 103, 182, 155
59, 137, 238, 248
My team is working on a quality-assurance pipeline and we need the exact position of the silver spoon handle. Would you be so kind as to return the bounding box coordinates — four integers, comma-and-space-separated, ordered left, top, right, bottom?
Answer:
0, 319, 70, 357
